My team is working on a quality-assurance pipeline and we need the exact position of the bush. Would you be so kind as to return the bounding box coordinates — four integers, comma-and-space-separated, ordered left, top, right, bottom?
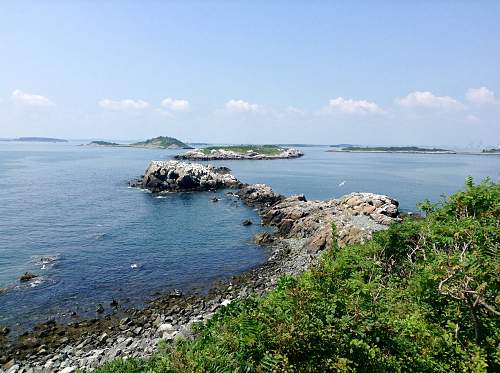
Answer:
97, 178, 499, 372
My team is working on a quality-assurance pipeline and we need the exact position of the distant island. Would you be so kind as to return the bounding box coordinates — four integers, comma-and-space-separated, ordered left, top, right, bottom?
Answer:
88, 140, 121, 146
87, 136, 193, 149
330, 146, 455, 154
482, 148, 500, 154
175, 145, 304, 160
0, 137, 68, 143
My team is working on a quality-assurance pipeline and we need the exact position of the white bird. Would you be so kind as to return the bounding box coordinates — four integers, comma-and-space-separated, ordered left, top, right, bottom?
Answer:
338, 180, 346, 187
130, 263, 138, 269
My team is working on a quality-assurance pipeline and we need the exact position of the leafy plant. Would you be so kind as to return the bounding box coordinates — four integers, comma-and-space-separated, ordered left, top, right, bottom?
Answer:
96, 178, 499, 372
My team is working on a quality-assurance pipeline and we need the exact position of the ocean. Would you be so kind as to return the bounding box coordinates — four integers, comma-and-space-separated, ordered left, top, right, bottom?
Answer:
0, 141, 498, 334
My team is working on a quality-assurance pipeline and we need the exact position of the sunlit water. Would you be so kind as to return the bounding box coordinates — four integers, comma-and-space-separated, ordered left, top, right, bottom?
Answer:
0, 142, 498, 333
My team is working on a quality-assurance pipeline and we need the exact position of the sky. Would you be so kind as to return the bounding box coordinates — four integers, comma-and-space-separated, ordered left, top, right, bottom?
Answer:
0, 1, 499, 147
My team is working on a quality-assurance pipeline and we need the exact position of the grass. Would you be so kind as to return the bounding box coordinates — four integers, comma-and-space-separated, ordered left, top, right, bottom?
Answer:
96, 178, 499, 372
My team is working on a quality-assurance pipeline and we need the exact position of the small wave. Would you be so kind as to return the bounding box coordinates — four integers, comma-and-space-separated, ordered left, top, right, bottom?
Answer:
31, 254, 59, 270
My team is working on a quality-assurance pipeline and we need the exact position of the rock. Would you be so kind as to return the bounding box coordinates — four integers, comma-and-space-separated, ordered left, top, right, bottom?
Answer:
211, 197, 220, 202
110, 299, 118, 307
59, 367, 77, 373
2, 359, 15, 370
169, 289, 183, 298
237, 184, 283, 209
241, 219, 253, 226
96, 304, 104, 313
6, 364, 19, 373
0, 326, 10, 336
98, 333, 108, 343
133, 161, 240, 193
254, 232, 274, 245
19, 272, 38, 282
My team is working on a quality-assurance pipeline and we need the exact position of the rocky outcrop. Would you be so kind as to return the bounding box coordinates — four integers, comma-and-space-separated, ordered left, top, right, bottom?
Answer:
238, 184, 400, 253
237, 183, 284, 208
129, 161, 240, 193
175, 148, 304, 160
19, 272, 38, 283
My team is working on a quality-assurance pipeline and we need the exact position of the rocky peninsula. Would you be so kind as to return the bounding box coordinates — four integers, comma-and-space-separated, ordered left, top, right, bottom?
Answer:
1, 162, 399, 372
175, 145, 304, 160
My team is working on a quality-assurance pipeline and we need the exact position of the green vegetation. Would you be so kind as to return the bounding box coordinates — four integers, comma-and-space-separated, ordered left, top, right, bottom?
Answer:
132, 136, 192, 149
201, 145, 284, 156
482, 148, 500, 154
89, 140, 120, 146
340, 146, 451, 152
97, 178, 499, 372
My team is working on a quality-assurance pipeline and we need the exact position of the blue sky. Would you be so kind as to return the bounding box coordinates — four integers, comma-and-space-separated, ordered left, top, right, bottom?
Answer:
0, 1, 499, 147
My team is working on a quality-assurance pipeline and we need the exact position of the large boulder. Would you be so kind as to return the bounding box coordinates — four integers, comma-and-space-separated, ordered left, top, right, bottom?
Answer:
246, 185, 400, 252
131, 161, 240, 192
237, 184, 284, 208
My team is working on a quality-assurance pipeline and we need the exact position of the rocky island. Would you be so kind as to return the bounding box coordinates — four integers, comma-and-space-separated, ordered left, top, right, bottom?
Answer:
175, 145, 304, 160
482, 147, 500, 154
2, 161, 400, 371
129, 160, 239, 192
329, 146, 455, 154
87, 136, 193, 149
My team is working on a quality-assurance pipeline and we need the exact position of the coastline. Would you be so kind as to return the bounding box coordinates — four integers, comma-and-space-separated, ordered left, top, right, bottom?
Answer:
328, 150, 500, 156
0, 163, 400, 371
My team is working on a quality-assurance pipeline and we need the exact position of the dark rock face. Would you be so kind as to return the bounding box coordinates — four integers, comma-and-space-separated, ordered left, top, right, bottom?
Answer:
254, 232, 274, 245
19, 272, 38, 283
241, 219, 253, 226
130, 161, 240, 193
237, 184, 284, 209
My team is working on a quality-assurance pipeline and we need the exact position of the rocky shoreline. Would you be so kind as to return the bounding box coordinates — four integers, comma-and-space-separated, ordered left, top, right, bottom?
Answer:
174, 147, 304, 160
1, 162, 399, 372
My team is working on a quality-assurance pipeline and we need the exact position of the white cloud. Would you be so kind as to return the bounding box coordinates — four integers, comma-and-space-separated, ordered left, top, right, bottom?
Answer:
466, 114, 480, 123
465, 87, 499, 105
98, 98, 150, 110
225, 99, 260, 113
12, 89, 54, 107
286, 106, 305, 115
161, 97, 190, 111
396, 91, 462, 110
326, 97, 384, 114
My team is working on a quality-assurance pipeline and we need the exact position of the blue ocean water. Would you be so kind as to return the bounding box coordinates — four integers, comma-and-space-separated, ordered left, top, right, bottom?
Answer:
0, 142, 498, 333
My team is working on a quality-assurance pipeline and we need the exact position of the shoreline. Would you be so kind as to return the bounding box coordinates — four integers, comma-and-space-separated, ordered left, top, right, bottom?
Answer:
328, 150, 500, 156
0, 163, 400, 371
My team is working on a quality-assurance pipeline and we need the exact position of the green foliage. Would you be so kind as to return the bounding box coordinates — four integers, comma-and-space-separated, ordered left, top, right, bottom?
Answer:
96, 179, 499, 372
132, 136, 191, 149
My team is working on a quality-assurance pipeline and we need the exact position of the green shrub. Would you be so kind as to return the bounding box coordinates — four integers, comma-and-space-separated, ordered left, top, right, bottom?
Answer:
97, 178, 499, 372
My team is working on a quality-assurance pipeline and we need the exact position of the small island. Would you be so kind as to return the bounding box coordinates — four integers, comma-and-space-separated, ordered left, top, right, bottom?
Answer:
0, 137, 68, 143
482, 148, 500, 154
88, 140, 120, 146
175, 145, 304, 160
87, 136, 193, 149
329, 146, 455, 154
